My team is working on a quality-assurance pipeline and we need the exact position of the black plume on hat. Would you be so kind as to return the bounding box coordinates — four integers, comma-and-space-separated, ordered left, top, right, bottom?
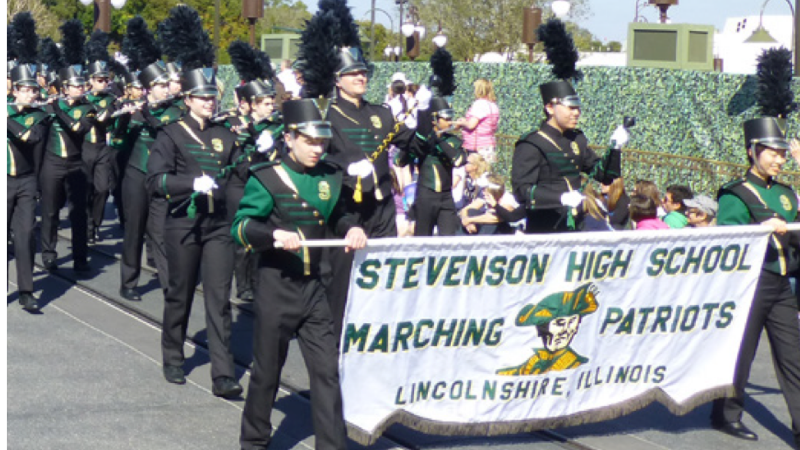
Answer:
40, 37, 65, 73
12, 12, 39, 65
122, 17, 161, 72
318, 0, 361, 48
158, 5, 215, 71
298, 11, 341, 98
86, 30, 111, 64
8, 25, 19, 62
429, 47, 455, 97
229, 40, 273, 82
60, 19, 86, 67
755, 47, 797, 119
537, 18, 581, 82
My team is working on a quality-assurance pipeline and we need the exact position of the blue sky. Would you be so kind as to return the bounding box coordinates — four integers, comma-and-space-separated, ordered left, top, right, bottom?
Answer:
302, 0, 794, 44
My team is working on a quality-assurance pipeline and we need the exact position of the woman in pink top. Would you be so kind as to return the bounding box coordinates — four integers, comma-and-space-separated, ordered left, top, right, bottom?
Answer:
629, 194, 669, 230
456, 78, 500, 164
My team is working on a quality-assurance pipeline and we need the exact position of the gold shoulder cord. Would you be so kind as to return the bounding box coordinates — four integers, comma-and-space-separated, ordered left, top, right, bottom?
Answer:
352, 103, 419, 203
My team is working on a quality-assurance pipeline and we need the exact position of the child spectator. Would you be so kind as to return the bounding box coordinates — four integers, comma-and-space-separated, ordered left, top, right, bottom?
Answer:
602, 178, 630, 230
662, 184, 694, 228
629, 193, 669, 230
459, 173, 521, 235
633, 180, 665, 218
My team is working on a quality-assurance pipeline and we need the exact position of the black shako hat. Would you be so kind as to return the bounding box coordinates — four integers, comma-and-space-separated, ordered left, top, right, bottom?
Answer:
182, 67, 218, 97
10, 64, 39, 87
165, 62, 181, 81
138, 61, 168, 88
123, 69, 142, 88
283, 98, 332, 138
539, 80, 581, 107
87, 61, 110, 78
743, 117, 789, 151
59, 65, 87, 86
335, 47, 368, 76
237, 79, 276, 103
429, 97, 455, 119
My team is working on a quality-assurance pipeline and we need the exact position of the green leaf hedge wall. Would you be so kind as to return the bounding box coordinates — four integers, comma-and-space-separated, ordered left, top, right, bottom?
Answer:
217, 62, 800, 194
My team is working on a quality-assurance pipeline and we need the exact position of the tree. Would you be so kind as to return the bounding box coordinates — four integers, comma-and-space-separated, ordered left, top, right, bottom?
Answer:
607, 41, 623, 53
256, 0, 311, 36
8, 0, 61, 39
413, 0, 590, 62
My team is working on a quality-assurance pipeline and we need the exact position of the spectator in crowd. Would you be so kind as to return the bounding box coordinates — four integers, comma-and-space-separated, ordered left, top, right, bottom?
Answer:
454, 152, 490, 211
601, 178, 630, 229
276, 59, 301, 98
662, 184, 693, 228
684, 195, 718, 227
581, 183, 614, 232
629, 194, 669, 230
456, 78, 500, 164
459, 173, 520, 235
633, 180, 665, 218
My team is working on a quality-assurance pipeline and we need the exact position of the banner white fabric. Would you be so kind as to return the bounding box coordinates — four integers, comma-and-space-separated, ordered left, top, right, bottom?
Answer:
339, 226, 771, 443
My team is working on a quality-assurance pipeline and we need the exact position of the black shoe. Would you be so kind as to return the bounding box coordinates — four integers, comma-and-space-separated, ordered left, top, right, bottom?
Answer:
238, 290, 255, 302
42, 258, 57, 272
212, 377, 243, 399
19, 292, 40, 313
163, 365, 186, 385
119, 288, 142, 301
713, 420, 758, 441
73, 261, 91, 273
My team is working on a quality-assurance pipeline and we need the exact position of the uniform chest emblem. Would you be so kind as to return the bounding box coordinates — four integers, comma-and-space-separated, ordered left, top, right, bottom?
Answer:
25, 117, 34, 127
570, 142, 580, 155
319, 180, 331, 200
211, 138, 224, 153
99, 100, 107, 108
74, 109, 82, 119
161, 115, 171, 123
370, 115, 382, 129
780, 195, 792, 211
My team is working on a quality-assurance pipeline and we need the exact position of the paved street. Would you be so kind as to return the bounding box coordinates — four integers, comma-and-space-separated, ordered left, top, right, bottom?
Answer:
7, 218, 799, 449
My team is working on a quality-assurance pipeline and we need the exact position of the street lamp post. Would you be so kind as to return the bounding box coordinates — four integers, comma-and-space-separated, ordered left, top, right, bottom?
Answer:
745, 0, 799, 76
243, 0, 264, 48
522, 6, 542, 63
79, 0, 127, 33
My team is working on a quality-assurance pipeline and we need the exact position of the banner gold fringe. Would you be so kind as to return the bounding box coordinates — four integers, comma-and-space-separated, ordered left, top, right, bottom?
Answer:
345, 385, 737, 446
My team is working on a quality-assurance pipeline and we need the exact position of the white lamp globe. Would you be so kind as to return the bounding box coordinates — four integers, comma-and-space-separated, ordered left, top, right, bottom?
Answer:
414, 25, 426, 39
401, 22, 415, 37
79, 0, 93, 6
551, 0, 571, 18
111, 0, 127, 9
432, 33, 448, 48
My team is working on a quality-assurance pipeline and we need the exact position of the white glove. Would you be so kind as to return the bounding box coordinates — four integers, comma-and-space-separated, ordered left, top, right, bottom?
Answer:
256, 132, 274, 154
610, 125, 629, 150
561, 190, 585, 208
193, 175, 217, 193
347, 159, 375, 178
416, 85, 432, 110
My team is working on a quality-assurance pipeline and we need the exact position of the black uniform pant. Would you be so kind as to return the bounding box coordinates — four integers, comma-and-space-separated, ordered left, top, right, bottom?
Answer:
161, 222, 236, 381
120, 167, 169, 290
525, 208, 576, 234
83, 143, 111, 233
234, 245, 257, 297
8, 174, 37, 293
712, 270, 800, 448
414, 186, 459, 237
39, 153, 88, 265
240, 269, 347, 450
110, 149, 129, 225
326, 194, 397, 341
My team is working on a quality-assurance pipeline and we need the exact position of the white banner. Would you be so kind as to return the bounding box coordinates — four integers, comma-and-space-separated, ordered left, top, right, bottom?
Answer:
339, 226, 772, 444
